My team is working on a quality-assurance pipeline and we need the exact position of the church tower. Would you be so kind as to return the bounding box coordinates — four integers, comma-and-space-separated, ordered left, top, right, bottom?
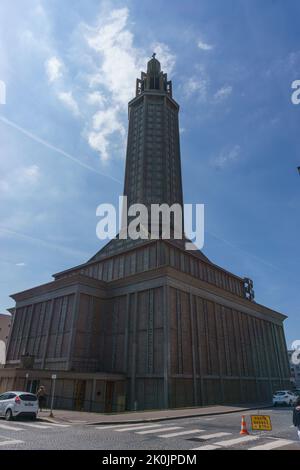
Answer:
3, 55, 290, 413
123, 55, 184, 236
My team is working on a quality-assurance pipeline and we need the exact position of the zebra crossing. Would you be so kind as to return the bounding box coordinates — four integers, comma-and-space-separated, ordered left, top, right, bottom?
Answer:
0, 420, 71, 447
0, 421, 70, 431
95, 422, 298, 450
0, 418, 298, 450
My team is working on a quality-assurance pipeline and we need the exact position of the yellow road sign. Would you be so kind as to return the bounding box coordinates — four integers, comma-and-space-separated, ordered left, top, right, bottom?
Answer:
251, 415, 272, 431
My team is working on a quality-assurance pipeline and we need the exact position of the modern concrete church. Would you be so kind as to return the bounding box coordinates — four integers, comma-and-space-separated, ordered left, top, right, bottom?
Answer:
0, 56, 290, 412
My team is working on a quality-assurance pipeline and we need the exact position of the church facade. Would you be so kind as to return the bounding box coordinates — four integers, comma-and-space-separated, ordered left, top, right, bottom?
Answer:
0, 56, 290, 412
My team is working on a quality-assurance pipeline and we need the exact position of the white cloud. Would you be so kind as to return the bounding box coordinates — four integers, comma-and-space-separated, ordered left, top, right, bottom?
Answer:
0, 165, 40, 197
86, 91, 106, 107
45, 56, 63, 83
214, 85, 233, 102
185, 76, 208, 101
0, 115, 122, 182
57, 91, 80, 117
21, 164, 40, 183
213, 145, 241, 169
16, 262, 26, 267
88, 107, 126, 162
85, 8, 146, 108
151, 42, 176, 75
0, 226, 90, 259
83, 7, 176, 162
15, 6, 176, 164
197, 39, 214, 51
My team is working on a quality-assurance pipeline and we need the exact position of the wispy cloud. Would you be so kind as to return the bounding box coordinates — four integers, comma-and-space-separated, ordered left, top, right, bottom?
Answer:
86, 91, 106, 107
213, 85, 233, 103
84, 8, 145, 108
45, 56, 63, 83
22, 164, 40, 183
207, 230, 281, 271
83, 7, 175, 162
41, 8, 176, 164
0, 226, 90, 259
57, 91, 80, 117
197, 39, 214, 51
88, 106, 126, 162
213, 144, 241, 169
151, 42, 176, 75
0, 164, 40, 197
184, 76, 208, 101
0, 115, 122, 183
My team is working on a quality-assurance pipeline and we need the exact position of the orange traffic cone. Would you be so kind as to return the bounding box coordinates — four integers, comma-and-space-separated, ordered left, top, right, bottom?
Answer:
240, 415, 249, 435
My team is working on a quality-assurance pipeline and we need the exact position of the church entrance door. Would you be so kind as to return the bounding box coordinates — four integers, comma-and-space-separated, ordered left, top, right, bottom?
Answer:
73, 380, 86, 411
105, 382, 114, 413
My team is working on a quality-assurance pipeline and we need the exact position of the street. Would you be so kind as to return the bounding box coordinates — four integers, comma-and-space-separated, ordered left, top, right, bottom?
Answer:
0, 408, 299, 450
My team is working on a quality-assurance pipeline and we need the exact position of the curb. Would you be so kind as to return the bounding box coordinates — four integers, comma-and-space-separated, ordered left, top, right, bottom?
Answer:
37, 404, 272, 426
86, 404, 272, 426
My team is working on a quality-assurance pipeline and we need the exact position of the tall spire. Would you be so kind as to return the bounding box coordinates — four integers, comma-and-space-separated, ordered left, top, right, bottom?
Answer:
136, 54, 172, 97
124, 55, 183, 235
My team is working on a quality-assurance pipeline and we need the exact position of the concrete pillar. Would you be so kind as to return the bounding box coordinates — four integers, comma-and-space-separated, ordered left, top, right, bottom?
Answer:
42, 299, 55, 369
189, 293, 198, 405
66, 289, 81, 370
163, 284, 170, 409
130, 293, 138, 410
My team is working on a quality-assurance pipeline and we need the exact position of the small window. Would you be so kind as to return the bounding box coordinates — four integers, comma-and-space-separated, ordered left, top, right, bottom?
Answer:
0, 393, 15, 400
7, 393, 16, 399
19, 394, 37, 402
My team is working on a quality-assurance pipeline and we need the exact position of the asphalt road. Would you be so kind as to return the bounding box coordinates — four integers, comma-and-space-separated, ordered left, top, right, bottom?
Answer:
0, 407, 299, 450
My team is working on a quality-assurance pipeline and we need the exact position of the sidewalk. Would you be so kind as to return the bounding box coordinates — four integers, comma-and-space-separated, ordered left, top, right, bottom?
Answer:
39, 403, 271, 425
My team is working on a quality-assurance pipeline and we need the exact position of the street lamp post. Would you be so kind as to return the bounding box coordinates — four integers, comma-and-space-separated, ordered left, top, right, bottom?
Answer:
49, 374, 57, 418
25, 373, 29, 392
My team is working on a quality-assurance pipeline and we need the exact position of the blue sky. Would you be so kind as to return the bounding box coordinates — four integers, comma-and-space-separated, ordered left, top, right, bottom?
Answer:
0, 0, 299, 346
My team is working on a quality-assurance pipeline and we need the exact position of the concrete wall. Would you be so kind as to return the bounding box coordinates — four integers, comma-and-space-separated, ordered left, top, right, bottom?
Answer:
71, 294, 106, 372
6, 294, 76, 370
103, 283, 290, 411
56, 241, 245, 299
4, 253, 290, 412
168, 287, 290, 408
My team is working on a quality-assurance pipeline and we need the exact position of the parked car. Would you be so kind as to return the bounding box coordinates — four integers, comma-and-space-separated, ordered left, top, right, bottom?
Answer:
273, 390, 298, 407
0, 391, 38, 420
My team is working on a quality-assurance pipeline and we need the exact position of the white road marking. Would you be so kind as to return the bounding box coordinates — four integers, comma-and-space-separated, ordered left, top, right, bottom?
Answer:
13, 422, 52, 429
136, 426, 182, 435
96, 424, 162, 431
116, 424, 162, 432
39, 422, 70, 428
213, 435, 259, 447
0, 439, 24, 446
0, 423, 23, 431
158, 429, 205, 438
199, 432, 232, 440
192, 444, 220, 450
249, 439, 295, 450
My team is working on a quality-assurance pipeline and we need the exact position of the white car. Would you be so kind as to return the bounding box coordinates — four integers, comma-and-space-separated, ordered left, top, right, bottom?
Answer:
273, 390, 298, 407
0, 391, 38, 421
